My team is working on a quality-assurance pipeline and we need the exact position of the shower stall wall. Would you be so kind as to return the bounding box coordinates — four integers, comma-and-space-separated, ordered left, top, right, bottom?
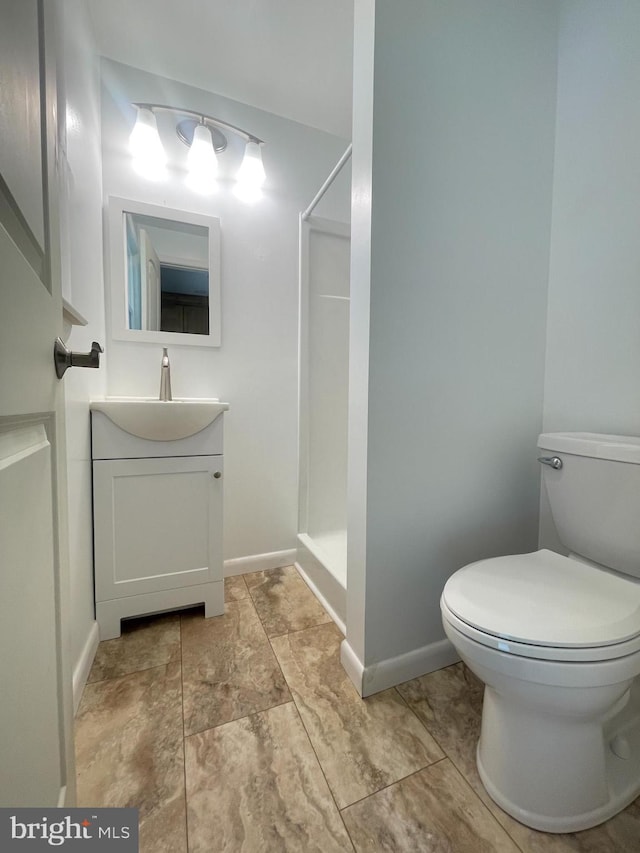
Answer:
297, 158, 351, 630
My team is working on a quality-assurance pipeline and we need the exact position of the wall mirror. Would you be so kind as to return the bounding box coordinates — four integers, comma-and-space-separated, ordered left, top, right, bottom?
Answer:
107, 197, 221, 346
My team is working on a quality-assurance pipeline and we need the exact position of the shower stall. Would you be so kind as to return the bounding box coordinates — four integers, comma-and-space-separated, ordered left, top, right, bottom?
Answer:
296, 147, 351, 631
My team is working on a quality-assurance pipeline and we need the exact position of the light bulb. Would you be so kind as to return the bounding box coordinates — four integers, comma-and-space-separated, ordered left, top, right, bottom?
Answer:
186, 124, 218, 193
236, 140, 266, 198
129, 107, 166, 180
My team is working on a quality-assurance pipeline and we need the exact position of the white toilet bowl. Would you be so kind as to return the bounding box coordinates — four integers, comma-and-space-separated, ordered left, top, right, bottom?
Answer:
441, 549, 640, 833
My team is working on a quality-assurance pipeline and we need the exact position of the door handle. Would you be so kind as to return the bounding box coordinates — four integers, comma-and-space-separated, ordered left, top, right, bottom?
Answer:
537, 456, 563, 470
54, 337, 104, 379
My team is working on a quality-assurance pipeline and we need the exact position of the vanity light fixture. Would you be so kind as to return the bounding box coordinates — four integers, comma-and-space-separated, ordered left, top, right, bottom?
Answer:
234, 139, 266, 202
186, 123, 219, 193
129, 103, 266, 200
129, 107, 167, 180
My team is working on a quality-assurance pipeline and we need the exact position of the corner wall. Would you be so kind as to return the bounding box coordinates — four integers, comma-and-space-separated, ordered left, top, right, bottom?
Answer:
347, 0, 559, 691
58, 0, 106, 706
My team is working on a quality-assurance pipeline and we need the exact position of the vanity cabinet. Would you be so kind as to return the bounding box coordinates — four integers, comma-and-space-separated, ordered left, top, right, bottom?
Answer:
91, 410, 225, 639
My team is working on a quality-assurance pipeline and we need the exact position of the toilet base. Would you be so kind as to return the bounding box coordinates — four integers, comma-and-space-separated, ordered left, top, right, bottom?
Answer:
476, 677, 640, 833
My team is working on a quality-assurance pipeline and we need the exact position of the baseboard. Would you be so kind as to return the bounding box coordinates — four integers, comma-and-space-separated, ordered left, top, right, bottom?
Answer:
295, 561, 345, 635
295, 534, 346, 628
341, 637, 460, 698
340, 639, 365, 696
224, 549, 297, 577
72, 620, 99, 714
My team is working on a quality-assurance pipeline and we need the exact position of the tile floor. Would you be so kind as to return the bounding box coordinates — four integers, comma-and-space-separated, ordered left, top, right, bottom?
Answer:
75, 566, 640, 852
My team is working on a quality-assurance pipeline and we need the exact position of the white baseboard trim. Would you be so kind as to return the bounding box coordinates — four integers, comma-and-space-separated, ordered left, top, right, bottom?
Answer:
340, 639, 365, 696
224, 549, 297, 577
295, 561, 345, 635
341, 637, 460, 698
72, 620, 99, 714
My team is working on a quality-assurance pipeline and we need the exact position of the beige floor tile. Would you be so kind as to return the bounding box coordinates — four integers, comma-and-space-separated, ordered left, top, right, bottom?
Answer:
271, 622, 444, 809
181, 599, 291, 736
342, 758, 521, 852
88, 612, 181, 683
75, 662, 186, 853
397, 662, 483, 785
139, 793, 187, 853
398, 663, 640, 853
76, 599, 640, 853
224, 574, 249, 602
185, 702, 353, 853
245, 565, 332, 636
501, 797, 640, 853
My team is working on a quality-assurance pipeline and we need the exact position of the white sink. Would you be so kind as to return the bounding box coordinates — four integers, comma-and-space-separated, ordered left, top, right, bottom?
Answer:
90, 397, 229, 441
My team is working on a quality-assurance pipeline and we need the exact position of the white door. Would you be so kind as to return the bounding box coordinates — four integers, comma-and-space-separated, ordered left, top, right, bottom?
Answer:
140, 228, 161, 330
0, 0, 75, 806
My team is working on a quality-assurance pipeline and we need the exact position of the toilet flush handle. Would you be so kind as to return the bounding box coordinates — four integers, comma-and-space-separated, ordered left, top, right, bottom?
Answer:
537, 456, 563, 470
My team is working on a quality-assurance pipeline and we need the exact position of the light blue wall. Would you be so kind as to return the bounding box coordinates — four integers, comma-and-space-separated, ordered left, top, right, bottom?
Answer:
540, 0, 640, 550
543, 0, 640, 435
348, 0, 559, 668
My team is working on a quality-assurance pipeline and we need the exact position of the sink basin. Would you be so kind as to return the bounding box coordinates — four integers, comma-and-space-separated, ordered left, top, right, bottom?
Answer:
90, 397, 229, 441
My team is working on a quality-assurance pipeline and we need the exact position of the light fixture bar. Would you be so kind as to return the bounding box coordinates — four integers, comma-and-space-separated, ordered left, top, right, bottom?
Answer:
132, 102, 264, 145
129, 102, 267, 199
176, 119, 227, 153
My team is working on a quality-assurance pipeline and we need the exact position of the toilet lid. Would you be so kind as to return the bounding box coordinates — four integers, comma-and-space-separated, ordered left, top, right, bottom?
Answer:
442, 550, 640, 649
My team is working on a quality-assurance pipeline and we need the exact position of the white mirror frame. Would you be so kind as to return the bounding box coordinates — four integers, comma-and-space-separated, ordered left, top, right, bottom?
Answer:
106, 196, 221, 346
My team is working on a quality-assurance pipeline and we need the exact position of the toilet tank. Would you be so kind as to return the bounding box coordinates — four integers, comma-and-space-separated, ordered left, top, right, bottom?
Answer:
538, 432, 640, 580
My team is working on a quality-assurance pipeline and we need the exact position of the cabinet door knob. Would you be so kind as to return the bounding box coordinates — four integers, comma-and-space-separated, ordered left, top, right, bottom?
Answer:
213, 471, 222, 479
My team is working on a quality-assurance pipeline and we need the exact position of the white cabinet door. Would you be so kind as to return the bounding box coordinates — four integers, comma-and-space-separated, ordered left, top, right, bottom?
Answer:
93, 455, 223, 601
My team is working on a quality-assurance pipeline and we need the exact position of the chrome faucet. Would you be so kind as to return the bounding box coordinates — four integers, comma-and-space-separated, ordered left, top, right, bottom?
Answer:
159, 347, 172, 401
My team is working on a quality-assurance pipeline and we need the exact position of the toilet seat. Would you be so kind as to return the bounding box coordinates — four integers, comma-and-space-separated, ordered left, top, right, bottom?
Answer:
442, 549, 640, 663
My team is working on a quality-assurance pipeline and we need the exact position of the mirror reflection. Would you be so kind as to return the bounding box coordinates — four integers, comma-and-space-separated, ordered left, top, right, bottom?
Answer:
107, 197, 221, 347
125, 213, 209, 335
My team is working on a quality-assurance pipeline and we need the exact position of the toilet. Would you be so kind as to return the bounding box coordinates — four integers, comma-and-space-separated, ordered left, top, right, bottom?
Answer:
441, 432, 640, 833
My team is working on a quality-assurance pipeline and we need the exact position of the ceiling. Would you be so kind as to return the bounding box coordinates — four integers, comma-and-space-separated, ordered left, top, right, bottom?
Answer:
86, 0, 354, 139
